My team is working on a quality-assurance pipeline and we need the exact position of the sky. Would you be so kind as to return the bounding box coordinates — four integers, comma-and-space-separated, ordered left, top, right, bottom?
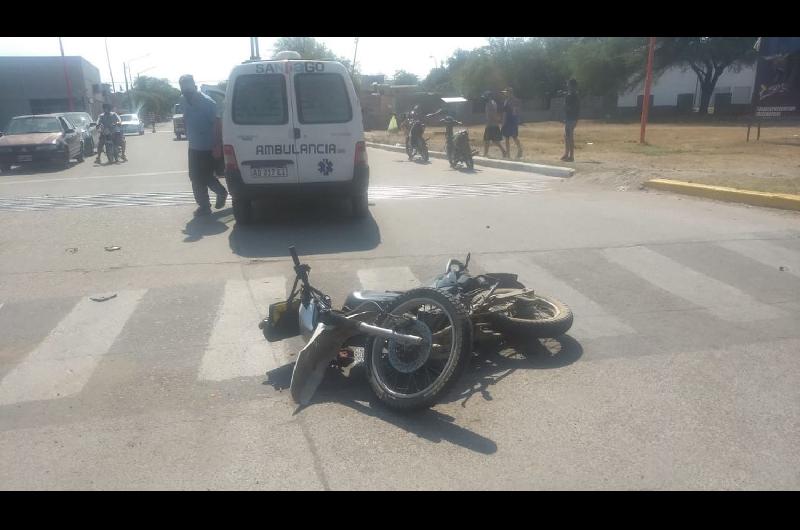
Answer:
0, 37, 491, 90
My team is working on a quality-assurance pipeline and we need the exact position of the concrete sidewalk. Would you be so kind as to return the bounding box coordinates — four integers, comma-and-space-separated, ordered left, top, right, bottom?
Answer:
366, 142, 575, 178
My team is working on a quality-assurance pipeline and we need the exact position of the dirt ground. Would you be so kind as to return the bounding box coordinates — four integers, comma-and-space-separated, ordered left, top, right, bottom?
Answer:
365, 121, 800, 194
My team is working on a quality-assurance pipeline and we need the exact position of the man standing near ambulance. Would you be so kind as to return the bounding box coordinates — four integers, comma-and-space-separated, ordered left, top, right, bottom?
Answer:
179, 74, 227, 217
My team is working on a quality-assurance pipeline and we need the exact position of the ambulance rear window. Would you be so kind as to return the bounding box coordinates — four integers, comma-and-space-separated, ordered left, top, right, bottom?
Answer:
295, 73, 352, 124
232, 74, 288, 125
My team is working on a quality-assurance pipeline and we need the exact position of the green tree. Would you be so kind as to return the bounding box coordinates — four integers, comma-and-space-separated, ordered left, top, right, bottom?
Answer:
566, 37, 648, 98
273, 37, 348, 65
391, 70, 419, 85
129, 76, 181, 118
652, 37, 758, 114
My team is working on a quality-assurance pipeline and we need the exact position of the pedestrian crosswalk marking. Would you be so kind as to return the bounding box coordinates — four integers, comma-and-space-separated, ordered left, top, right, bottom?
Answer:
197, 278, 290, 382
0, 180, 551, 212
357, 266, 421, 291
0, 290, 147, 406
477, 255, 636, 339
603, 246, 785, 322
716, 239, 800, 278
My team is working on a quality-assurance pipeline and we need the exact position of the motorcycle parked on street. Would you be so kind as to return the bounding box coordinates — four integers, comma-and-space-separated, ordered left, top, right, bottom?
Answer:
405, 117, 429, 162
261, 247, 573, 411
441, 116, 476, 169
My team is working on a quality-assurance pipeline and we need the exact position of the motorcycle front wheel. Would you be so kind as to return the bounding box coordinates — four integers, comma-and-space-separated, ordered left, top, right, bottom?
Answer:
419, 141, 429, 162
365, 288, 472, 411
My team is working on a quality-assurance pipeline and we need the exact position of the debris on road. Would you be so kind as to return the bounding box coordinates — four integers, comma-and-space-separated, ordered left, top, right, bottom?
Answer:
779, 266, 788, 272
66, 248, 78, 254
90, 294, 118, 302
104, 246, 121, 252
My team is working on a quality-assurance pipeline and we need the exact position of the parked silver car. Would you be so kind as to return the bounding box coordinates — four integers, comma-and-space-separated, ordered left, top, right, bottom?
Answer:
64, 112, 100, 156
120, 114, 145, 135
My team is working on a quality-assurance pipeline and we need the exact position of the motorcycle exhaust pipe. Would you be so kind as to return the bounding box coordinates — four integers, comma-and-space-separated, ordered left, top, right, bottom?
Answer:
356, 322, 425, 345
321, 310, 425, 346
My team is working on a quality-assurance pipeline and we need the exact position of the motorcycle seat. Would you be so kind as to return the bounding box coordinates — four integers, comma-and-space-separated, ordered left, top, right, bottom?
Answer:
344, 290, 403, 310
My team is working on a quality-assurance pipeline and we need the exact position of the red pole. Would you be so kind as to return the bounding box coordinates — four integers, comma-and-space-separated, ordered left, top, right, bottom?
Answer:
639, 36, 656, 144
59, 37, 74, 111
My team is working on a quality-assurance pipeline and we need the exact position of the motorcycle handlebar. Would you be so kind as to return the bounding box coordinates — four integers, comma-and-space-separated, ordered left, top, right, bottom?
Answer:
289, 246, 300, 267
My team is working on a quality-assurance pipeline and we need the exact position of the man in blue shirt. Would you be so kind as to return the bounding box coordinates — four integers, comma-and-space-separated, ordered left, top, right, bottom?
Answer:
179, 74, 227, 216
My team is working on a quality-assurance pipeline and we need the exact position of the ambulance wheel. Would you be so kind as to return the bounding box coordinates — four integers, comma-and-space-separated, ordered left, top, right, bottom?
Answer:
232, 198, 252, 224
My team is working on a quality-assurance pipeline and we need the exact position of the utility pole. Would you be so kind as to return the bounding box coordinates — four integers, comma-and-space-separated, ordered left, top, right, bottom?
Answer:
105, 37, 116, 93
639, 37, 656, 144
352, 37, 359, 75
59, 37, 74, 111
249, 37, 261, 61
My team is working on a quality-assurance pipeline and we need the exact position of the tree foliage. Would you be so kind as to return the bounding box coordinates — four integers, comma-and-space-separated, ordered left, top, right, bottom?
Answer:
419, 37, 757, 114
391, 70, 419, 85
129, 76, 181, 117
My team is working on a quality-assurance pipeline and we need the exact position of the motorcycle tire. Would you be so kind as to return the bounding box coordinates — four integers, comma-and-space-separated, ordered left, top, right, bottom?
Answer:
406, 139, 414, 160
420, 142, 429, 162
486, 289, 573, 339
365, 288, 472, 411
466, 155, 474, 170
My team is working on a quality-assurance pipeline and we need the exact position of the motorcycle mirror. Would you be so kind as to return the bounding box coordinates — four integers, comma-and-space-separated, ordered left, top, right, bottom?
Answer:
465, 253, 471, 268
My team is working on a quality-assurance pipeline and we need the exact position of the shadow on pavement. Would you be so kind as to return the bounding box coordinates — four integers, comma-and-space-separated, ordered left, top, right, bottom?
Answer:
264, 363, 497, 455
182, 209, 231, 242
229, 198, 381, 258
443, 335, 584, 408
262, 335, 583, 455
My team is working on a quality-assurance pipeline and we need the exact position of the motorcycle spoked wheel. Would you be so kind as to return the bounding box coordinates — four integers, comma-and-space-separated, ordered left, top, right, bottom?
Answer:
419, 141, 429, 162
365, 288, 472, 411
485, 289, 573, 339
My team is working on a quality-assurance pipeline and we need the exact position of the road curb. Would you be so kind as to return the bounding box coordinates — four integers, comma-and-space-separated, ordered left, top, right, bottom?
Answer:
644, 179, 800, 212
365, 142, 575, 178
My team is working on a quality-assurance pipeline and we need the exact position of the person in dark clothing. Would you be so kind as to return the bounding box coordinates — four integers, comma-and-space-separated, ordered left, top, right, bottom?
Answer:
561, 78, 579, 162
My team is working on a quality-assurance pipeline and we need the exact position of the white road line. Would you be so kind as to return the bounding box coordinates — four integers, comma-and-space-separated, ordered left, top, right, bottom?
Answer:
357, 266, 421, 291
478, 255, 635, 339
603, 246, 785, 322
0, 170, 188, 186
198, 277, 289, 382
0, 290, 147, 406
716, 239, 800, 279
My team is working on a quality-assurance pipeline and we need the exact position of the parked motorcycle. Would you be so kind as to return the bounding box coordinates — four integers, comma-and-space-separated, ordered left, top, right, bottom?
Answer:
405, 118, 429, 162
260, 247, 573, 411
441, 116, 476, 169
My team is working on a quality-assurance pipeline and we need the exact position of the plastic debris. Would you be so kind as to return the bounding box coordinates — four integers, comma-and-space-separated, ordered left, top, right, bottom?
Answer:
779, 266, 787, 272
104, 246, 121, 252
66, 248, 78, 254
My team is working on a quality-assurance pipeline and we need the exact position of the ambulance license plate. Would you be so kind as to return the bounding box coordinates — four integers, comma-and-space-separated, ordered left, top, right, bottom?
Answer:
250, 167, 287, 178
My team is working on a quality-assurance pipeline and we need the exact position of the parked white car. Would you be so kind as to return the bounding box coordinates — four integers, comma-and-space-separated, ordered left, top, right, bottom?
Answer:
120, 114, 145, 135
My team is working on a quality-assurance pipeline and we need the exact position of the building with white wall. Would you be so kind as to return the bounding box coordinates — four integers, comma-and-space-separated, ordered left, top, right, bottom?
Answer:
618, 63, 756, 109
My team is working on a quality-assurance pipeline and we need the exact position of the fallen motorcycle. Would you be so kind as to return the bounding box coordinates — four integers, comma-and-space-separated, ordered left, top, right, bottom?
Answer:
260, 247, 573, 411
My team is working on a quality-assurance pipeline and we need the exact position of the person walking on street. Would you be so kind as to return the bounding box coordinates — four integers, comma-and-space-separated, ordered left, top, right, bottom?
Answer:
501, 87, 523, 159
179, 74, 228, 217
482, 92, 507, 158
561, 78, 580, 162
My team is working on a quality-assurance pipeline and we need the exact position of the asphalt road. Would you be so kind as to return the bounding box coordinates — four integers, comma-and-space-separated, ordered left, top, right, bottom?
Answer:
0, 124, 799, 490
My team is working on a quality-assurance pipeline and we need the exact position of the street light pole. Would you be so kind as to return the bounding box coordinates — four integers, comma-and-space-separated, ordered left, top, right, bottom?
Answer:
352, 37, 359, 75
639, 37, 656, 144
59, 37, 74, 111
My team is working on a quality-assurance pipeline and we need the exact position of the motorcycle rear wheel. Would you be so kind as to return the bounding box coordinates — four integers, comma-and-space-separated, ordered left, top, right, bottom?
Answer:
365, 288, 472, 411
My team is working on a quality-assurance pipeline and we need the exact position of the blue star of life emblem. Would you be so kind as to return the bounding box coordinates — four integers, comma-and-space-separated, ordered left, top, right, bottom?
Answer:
318, 158, 333, 176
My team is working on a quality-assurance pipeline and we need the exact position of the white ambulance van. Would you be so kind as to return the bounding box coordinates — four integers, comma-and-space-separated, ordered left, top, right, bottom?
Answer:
222, 52, 369, 224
